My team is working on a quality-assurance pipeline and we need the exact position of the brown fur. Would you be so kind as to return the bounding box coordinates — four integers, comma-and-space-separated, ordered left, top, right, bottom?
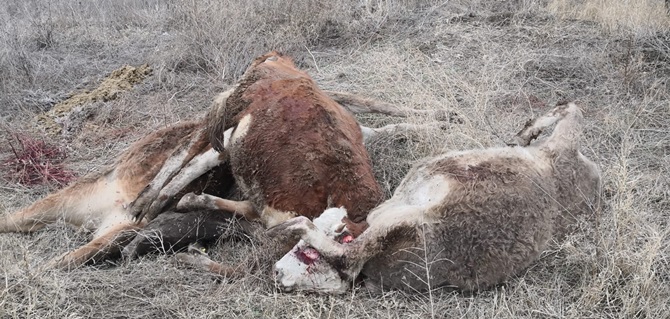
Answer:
136, 52, 453, 226
209, 52, 383, 225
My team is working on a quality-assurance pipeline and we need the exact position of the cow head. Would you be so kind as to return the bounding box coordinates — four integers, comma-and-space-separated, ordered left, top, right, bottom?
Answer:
273, 207, 355, 294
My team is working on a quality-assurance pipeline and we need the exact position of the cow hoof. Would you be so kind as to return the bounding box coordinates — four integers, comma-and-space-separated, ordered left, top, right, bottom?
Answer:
176, 192, 200, 211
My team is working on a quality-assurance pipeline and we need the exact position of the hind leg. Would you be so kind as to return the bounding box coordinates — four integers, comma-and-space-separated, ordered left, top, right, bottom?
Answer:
1, 191, 73, 233
46, 218, 144, 270
360, 122, 449, 144
325, 90, 461, 123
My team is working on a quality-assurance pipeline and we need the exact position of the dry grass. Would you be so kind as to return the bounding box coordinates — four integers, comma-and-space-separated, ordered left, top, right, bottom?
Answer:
548, 0, 670, 34
1, 0, 669, 318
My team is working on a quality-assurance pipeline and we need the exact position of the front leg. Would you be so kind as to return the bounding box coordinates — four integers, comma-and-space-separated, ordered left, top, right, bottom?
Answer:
173, 243, 243, 277
325, 90, 462, 123
176, 192, 258, 220
513, 102, 579, 147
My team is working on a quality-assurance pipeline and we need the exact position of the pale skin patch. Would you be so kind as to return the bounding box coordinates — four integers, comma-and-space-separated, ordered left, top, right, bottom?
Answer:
69, 177, 134, 227
432, 147, 553, 174
223, 127, 233, 148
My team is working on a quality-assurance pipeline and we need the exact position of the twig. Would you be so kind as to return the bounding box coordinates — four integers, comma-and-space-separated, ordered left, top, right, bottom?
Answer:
304, 46, 320, 73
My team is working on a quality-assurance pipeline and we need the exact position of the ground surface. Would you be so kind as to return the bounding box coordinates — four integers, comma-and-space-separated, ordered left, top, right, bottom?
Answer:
1, 0, 669, 318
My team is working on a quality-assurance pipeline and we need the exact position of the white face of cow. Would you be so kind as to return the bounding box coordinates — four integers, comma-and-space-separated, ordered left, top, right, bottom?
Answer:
273, 207, 354, 294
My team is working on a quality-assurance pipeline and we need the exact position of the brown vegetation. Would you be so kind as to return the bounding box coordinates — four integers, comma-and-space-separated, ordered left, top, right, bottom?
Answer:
1, 0, 668, 318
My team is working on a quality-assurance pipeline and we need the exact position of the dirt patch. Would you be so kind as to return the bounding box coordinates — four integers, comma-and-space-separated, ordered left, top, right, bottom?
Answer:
36, 64, 152, 135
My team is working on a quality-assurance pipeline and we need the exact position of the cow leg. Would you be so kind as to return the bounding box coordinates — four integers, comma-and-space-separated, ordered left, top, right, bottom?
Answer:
177, 194, 295, 229
536, 102, 584, 152
325, 90, 461, 122
1, 194, 64, 233
176, 192, 258, 220
136, 148, 226, 222
325, 91, 409, 117
129, 125, 211, 222
360, 122, 448, 144
1, 177, 111, 233
173, 243, 242, 277
46, 219, 144, 270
